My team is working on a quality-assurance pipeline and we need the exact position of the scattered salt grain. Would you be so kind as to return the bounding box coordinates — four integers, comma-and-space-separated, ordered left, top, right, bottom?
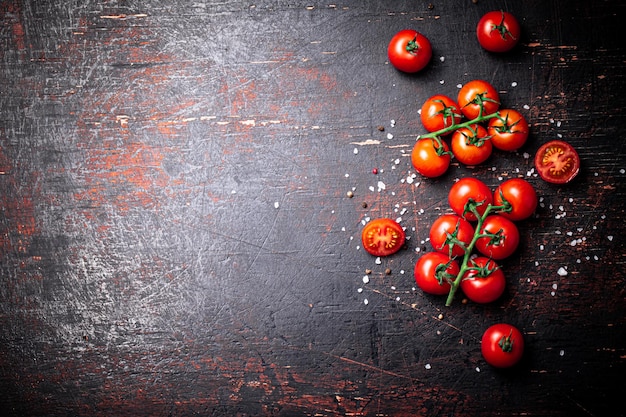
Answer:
362, 275, 370, 284
523, 104, 530, 110
439, 80, 445, 84
511, 81, 518, 87
357, 287, 363, 293
387, 133, 394, 140
608, 235, 614, 241
377, 181, 386, 191
353, 147, 359, 154
560, 350, 565, 356
274, 201, 280, 209
439, 56, 445, 62
375, 257, 382, 265
363, 298, 369, 305
557, 267, 568, 276
620, 169, 625, 174
475, 367, 481, 373
425, 364, 432, 370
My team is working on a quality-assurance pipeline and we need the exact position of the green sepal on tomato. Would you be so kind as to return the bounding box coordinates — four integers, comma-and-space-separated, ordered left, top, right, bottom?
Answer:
448, 177, 494, 222
429, 214, 475, 258
481, 323, 525, 368
488, 109, 529, 151
414, 252, 459, 296
475, 215, 520, 260
460, 257, 506, 304
451, 124, 493, 166
388, 29, 432, 73
457, 80, 500, 119
477, 11, 521, 53
493, 178, 538, 221
411, 137, 451, 178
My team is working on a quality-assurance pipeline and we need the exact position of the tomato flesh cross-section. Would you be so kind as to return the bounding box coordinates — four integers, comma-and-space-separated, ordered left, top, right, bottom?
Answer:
361, 218, 406, 257
534, 140, 580, 184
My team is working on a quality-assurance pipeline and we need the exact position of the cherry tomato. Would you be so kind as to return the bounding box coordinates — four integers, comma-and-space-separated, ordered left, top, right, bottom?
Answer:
481, 323, 525, 368
411, 137, 451, 178
420, 95, 463, 133
477, 11, 521, 53
488, 109, 529, 151
414, 252, 459, 295
460, 257, 505, 304
387, 29, 432, 73
451, 124, 493, 166
429, 214, 475, 258
457, 80, 500, 119
448, 177, 494, 222
475, 215, 520, 260
534, 140, 580, 184
493, 178, 537, 221
361, 218, 406, 257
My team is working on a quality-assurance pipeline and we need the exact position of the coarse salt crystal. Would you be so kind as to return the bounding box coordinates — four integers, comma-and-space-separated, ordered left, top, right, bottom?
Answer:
377, 181, 386, 191
363, 298, 369, 305
274, 201, 280, 209
362, 275, 370, 284
387, 133, 394, 139
557, 267, 568, 276
608, 235, 614, 241
375, 257, 382, 265
425, 364, 431, 370
353, 147, 358, 154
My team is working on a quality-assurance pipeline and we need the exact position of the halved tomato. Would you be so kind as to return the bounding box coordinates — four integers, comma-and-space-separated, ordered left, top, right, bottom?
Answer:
534, 140, 580, 184
361, 218, 406, 256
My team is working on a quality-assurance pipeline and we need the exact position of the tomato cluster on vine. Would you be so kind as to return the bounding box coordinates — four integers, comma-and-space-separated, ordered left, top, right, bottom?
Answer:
414, 177, 537, 307
411, 79, 530, 178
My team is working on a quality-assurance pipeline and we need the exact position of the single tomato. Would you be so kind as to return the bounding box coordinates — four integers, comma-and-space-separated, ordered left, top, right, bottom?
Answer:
534, 140, 580, 184
420, 94, 463, 133
477, 11, 521, 53
414, 252, 459, 295
429, 214, 475, 258
493, 178, 537, 221
475, 215, 520, 260
460, 257, 506, 304
457, 80, 500, 119
488, 109, 529, 151
451, 124, 493, 166
448, 177, 494, 222
387, 29, 432, 73
481, 323, 525, 368
361, 218, 406, 257
411, 137, 451, 178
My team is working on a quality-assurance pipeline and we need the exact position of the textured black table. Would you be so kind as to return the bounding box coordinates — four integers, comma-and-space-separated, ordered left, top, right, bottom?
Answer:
1, 1, 625, 416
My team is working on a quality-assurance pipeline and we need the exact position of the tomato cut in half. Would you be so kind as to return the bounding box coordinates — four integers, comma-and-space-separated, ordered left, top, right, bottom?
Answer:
534, 140, 580, 184
481, 323, 525, 368
361, 218, 406, 257
387, 29, 432, 73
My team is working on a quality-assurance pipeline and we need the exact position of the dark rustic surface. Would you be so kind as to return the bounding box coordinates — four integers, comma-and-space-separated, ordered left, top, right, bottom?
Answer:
1, 0, 625, 416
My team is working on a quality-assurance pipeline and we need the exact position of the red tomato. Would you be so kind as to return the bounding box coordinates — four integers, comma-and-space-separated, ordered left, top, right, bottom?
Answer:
411, 138, 451, 178
477, 11, 521, 53
387, 29, 432, 73
493, 178, 537, 221
451, 124, 493, 166
420, 95, 463, 133
414, 252, 459, 295
429, 214, 475, 258
457, 80, 500, 119
361, 218, 406, 257
534, 140, 580, 184
481, 323, 525, 368
488, 109, 529, 151
475, 215, 520, 260
460, 257, 505, 304
448, 177, 494, 222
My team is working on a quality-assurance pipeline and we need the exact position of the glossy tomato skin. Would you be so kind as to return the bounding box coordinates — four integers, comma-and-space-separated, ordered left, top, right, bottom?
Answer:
388, 29, 432, 73
451, 124, 493, 166
420, 95, 463, 133
475, 215, 520, 260
457, 80, 500, 119
414, 252, 459, 295
429, 214, 475, 258
411, 138, 451, 178
460, 257, 505, 304
493, 178, 537, 221
488, 109, 529, 151
448, 177, 494, 222
361, 218, 406, 257
481, 323, 525, 368
534, 140, 580, 184
477, 11, 521, 53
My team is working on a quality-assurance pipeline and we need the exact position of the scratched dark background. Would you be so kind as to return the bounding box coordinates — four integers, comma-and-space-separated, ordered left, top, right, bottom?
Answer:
1, 0, 625, 416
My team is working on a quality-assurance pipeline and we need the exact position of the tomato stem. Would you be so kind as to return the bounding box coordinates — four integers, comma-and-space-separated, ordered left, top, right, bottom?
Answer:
419, 111, 500, 140
444, 202, 507, 306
